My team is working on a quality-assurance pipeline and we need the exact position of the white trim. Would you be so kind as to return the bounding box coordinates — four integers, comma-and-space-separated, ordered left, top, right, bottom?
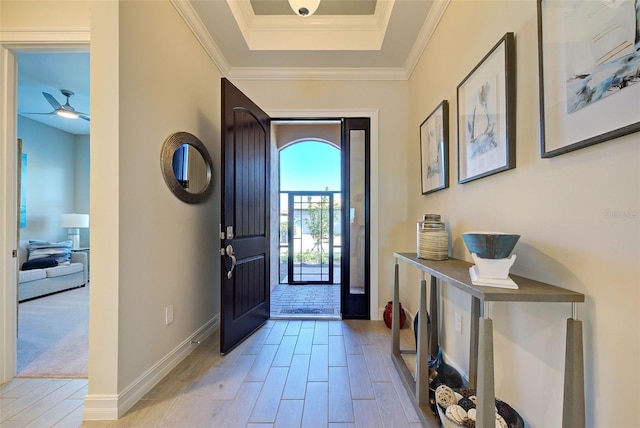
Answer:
0, 31, 90, 385
0, 28, 90, 46
228, 66, 408, 81
442, 349, 469, 383
0, 44, 18, 385
172, 0, 448, 81
404, 0, 450, 79
269, 109, 380, 320
83, 314, 220, 420
170, 0, 230, 76
225, 0, 394, 51
405, 308, 470, 383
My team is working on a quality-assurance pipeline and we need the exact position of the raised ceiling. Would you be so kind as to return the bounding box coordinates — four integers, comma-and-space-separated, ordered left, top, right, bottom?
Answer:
16, 0, 448, 135
177, 0, 448, 79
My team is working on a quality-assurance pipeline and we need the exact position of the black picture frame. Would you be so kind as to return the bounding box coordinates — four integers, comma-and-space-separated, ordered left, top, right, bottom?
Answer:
538, 0, 640, 158
420, 100, 449, 195
457, 32, 516, 184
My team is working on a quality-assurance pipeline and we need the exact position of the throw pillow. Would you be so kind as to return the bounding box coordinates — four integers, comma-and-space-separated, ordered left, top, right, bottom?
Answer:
28, 240, 73, 264
22, 257, 59, 270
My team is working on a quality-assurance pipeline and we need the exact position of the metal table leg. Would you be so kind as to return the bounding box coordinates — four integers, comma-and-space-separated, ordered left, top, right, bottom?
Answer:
416, 274, 429, 406
562, 303, 585, 427
392, 260, 400, 355
476, 302, 495, 428
428, 276, 439, 357
469, 297, 480, 389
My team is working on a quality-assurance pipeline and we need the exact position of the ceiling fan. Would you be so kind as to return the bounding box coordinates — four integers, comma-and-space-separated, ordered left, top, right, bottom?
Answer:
23, 89, 90, 121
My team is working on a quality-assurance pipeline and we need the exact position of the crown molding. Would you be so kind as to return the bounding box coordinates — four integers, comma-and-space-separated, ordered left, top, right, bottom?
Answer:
227, 66, 408, 81
174, 0, 449, 81
227, 0, 393, 51
171, 0, 230, 76
404, 0, 450, 79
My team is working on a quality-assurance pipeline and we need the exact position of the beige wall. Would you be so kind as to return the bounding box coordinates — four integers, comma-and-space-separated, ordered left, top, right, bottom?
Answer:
407, 1, 640, 426
88, 0, 222, 413
116, 0, 222, 392
2, 0, 223, 415
0, 1, 89, 28
5, 0, 639, 425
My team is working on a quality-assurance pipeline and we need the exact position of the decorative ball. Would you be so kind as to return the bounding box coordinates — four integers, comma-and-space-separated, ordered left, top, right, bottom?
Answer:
445, 404, 467, 425
463, 419, 476, 428
459, 386, 474, 397
467, 408, 477, 421
435, 385, 458, 408
458, 397, 475, 412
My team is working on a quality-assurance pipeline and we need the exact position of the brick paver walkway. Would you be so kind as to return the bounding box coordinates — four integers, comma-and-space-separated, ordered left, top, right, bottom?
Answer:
270, 283, 341, 319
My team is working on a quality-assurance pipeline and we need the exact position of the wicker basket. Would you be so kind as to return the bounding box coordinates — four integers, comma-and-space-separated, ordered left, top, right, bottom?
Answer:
435, 387, 525, 428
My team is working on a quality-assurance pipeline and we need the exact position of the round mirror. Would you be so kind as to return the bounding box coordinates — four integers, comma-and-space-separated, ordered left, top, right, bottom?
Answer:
161, 132, 213, 204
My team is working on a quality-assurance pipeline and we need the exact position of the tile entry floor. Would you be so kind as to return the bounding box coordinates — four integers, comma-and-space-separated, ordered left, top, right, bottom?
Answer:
1, 320, 426, 427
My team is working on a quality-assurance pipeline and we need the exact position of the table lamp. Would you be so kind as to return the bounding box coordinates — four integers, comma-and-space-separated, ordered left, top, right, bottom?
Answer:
60, 213, 89, 250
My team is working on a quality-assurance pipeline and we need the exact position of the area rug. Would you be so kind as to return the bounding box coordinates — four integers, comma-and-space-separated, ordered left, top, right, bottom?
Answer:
17, 286, 89, 378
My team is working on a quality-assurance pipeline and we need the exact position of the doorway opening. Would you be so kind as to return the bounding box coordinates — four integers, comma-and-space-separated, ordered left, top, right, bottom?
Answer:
271, 125, 342, 319
15, 51, 90, 379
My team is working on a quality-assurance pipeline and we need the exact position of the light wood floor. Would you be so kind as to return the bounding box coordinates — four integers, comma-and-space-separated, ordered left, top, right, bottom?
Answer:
1, 320, 427, 428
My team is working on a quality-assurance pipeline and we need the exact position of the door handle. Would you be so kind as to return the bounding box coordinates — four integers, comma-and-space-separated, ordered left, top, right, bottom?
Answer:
225, 244, 236, 279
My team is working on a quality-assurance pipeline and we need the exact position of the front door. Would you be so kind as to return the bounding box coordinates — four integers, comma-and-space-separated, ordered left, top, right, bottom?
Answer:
220, 78, 271, 354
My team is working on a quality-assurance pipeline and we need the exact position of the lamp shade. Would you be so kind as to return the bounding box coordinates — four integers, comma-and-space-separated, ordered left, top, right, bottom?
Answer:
60, 213, 89, 228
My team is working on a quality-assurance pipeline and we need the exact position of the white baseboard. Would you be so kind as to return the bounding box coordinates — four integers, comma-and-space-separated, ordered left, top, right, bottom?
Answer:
403, 310, 469, 384
83, 313, 220, 420
441, 349, 469, 383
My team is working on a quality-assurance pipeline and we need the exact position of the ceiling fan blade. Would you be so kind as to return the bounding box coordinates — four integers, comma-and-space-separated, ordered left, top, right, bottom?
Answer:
79, 114, 90, 121
21, 111, 55, 115
42, 92, 62, 110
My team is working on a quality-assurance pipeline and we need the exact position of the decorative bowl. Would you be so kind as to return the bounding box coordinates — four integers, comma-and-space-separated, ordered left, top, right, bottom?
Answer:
461, 232, 520, 259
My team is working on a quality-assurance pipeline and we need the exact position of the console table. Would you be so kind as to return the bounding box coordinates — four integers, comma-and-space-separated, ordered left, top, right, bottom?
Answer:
391, 253, 585, 428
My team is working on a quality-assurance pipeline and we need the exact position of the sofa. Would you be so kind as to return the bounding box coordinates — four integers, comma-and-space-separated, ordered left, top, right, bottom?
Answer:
18, 240, 88, 302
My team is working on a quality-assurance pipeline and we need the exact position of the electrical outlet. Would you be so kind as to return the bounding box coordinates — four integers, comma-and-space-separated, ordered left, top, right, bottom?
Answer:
454, 312, 462, 334
165, 305, 174, 325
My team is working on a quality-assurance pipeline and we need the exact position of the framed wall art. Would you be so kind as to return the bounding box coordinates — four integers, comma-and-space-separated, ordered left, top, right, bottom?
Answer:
538, 0, 640, 158
420, 100, 449, 194
457, 32, 516, 184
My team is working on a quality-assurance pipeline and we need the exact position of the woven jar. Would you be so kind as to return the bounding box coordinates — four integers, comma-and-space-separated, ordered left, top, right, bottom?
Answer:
417, 214, 449, 260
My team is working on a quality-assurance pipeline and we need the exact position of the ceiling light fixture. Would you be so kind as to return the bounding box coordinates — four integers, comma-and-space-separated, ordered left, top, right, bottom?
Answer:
55, 109, 79, 119
288, 0, 320, 17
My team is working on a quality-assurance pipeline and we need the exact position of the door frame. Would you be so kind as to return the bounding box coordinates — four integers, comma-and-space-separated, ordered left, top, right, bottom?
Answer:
270, 109, 379, 320
0, 35, 90, 383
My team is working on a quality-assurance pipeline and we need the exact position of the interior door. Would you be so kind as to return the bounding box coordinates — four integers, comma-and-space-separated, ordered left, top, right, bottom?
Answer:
220, 78, 271, 354
341, 118, 370, 319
